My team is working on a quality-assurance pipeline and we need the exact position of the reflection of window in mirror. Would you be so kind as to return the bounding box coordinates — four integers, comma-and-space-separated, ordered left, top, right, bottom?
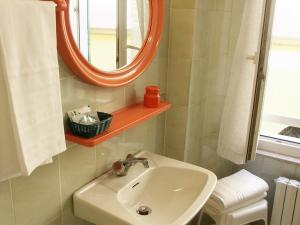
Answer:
125, 0, 149, 67
69, 0, 90, 59
69, 0, 149, 72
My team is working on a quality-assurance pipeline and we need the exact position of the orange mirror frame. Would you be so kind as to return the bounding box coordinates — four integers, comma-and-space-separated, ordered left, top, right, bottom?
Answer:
49, 0, 164, 87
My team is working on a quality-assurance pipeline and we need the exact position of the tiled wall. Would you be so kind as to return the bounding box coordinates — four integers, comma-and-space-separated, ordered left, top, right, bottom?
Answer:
165, 0, 236, 177
0, 1, 170, 225
165, 1, 300, 224
1, 1, 300, 225
185, 0, 236, 178
164, 0, 197, 160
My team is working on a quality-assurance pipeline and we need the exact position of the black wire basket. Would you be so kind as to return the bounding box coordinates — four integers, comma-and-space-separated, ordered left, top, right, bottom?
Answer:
68, 112, 112, 138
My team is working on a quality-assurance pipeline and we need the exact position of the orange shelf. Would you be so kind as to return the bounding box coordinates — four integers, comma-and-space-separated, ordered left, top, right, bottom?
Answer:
65, 102, 171, 147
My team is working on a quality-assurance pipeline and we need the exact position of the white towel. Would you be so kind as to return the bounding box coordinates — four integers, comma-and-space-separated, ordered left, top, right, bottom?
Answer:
206, 170, 269, 214
205, 192, 267, 215
0, 0, 66, 181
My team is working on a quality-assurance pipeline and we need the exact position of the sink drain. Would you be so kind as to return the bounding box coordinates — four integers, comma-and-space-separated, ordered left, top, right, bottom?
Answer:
136, 205, 152, 215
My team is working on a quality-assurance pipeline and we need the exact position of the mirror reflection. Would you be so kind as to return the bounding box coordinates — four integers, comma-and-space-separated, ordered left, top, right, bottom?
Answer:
69, 0, 150, 71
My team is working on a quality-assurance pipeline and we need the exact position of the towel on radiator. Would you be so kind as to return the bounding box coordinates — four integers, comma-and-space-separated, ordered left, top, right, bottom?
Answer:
0, 0, 66, 181
206, 169, 269, 214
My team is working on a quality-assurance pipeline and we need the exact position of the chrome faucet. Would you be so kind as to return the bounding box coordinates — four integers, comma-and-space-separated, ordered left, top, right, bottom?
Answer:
112, 154, 149, 176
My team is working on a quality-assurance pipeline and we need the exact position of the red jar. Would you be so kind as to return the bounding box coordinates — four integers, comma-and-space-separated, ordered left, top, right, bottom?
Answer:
144, 86, 160, 108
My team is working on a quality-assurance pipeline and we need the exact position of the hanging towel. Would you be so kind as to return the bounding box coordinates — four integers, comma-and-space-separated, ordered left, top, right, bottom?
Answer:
0, 0, 66, 181
206, 170, 269, 214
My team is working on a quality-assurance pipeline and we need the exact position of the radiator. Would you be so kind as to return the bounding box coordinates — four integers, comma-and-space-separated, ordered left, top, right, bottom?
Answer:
270, 177, 300, 225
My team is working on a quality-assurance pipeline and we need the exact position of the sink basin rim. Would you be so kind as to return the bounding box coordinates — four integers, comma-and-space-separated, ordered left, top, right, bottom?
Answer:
74, 151, 217, 225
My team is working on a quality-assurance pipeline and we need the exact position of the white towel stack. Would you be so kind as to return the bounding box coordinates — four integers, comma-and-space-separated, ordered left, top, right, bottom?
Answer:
0, 0, 66, 181
205, 169, 269, 214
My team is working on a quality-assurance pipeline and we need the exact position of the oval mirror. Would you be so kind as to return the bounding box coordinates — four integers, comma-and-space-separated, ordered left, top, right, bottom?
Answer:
51, 0, 163, 87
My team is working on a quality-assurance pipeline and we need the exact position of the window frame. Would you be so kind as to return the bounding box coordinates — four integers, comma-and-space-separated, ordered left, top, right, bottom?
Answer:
258, 0, 300, 161
258, 136, 300, 159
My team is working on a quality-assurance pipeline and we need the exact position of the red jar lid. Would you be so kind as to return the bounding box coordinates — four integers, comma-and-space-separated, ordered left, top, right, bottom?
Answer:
146, 86, 160, 94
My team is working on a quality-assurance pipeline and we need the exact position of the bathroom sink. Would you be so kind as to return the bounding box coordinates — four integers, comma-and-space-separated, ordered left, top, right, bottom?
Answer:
73, 151, 217, 225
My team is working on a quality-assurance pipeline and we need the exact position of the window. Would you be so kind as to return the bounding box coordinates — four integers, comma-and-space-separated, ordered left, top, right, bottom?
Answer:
259, 0, 300, 158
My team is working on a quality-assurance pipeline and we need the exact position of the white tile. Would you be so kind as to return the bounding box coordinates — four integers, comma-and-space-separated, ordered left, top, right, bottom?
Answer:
197, 0, 216, 11
189, 59, 208, 105
95, 87, 126, 113
12, 158, 60, 225
59, 146, 96, 211
62, 209, 94, 225
171, 0, 196, 9
165, 106, 188, 150
201, 96, 225, 137
279, 161, 297, 178
216, 0, 233, 12
0, 181, 13, 225
169, 9, 196, 59
261, 157, 281, 177
166, 58, 192, 106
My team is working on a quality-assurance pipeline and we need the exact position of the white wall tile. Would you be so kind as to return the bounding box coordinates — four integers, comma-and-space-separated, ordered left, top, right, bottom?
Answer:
12, 158, 60, 225
0, 181, 14, 225
59, 146, 96, 211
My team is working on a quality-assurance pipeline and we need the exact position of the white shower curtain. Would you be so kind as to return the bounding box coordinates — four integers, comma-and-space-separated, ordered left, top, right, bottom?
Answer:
217, 0, 267, 164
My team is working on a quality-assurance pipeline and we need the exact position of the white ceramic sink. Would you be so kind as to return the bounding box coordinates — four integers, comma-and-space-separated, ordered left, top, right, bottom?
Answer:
74, 151, 217, 225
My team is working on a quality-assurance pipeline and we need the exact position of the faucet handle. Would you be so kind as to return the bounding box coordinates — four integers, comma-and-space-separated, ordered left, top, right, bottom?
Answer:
126, 153, 148, 161
126, 154, 134, 160
112, 160, 126, 176
142, 160, 149, 168
113, 154, 149, 176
